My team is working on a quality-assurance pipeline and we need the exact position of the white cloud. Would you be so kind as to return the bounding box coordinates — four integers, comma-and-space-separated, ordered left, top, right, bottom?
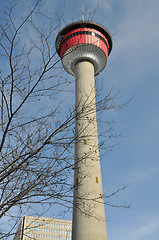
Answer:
109, 215, 159, 240
132, 165, 159, 184
113, 0, 159, 57
131, 218, 159, 240
137, 220, 159, 238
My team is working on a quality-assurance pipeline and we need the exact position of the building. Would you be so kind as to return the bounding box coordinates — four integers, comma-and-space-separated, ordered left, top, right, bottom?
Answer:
55, 21, 112, 240
13, 216, 72, 240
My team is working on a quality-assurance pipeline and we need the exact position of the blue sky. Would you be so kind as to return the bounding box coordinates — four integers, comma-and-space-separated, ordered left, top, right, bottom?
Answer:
1, 0, 159, 239
49, 1, 159, 239
52, 1, 159, 239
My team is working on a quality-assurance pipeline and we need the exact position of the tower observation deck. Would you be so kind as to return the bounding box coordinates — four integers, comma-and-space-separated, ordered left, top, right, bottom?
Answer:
56, 21, 112, 240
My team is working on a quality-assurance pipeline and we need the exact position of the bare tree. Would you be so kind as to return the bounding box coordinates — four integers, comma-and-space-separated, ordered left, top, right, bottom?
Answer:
0, 1, 129, 239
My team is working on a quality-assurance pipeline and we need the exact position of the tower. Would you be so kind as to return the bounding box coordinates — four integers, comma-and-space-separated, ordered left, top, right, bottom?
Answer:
56, 21, 112, 240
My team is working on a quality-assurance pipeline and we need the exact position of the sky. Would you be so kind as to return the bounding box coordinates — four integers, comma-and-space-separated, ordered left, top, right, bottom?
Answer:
1, 0, 159, 240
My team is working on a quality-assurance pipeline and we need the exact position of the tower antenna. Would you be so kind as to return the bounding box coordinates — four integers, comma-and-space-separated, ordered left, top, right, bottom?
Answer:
82, 4, 84, 21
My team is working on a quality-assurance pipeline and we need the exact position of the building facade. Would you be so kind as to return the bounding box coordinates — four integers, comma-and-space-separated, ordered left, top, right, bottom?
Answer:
13, 216, 72, 240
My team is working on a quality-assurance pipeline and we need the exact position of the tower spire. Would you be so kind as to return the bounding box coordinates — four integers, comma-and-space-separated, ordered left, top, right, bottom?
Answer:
82, 4, 84, 21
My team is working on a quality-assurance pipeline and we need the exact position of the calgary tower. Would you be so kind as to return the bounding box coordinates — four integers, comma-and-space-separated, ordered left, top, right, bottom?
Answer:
56, 21, 112, 240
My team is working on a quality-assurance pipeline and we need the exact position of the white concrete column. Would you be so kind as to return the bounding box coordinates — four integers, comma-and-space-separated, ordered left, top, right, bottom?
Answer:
72, 60, 107, 240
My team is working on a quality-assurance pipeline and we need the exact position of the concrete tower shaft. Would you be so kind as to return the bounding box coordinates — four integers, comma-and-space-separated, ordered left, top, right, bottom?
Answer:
56, 21, 112, 240
73, 60, 107, 240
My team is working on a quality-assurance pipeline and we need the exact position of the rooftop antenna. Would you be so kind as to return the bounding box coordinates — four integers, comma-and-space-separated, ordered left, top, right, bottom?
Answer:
82, 4, 84, 21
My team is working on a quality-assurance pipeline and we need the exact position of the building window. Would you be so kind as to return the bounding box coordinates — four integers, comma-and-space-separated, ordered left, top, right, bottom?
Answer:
96, 177, 99, 183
